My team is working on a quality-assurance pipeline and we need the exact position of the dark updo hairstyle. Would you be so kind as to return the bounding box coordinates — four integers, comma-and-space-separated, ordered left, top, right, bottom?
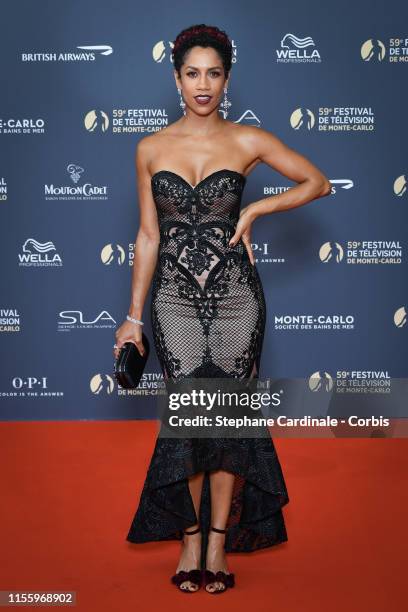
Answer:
171, 24, 233, 78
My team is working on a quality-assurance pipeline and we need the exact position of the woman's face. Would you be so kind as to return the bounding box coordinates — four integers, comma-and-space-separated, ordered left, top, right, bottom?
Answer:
174, 45, 229, 116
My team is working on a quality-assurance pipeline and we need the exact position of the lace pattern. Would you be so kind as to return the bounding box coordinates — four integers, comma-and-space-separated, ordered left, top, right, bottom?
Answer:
126, 170, 289, 553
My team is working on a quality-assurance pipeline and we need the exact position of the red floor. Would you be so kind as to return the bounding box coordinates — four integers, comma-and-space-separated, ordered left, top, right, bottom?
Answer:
0, 421, 406, 611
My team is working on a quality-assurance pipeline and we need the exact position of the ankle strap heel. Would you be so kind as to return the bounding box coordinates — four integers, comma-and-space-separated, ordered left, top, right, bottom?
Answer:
204, 525, 235, 593
171, 524, 203, 592
183, 525, 201, 535
210, 525, 227, 534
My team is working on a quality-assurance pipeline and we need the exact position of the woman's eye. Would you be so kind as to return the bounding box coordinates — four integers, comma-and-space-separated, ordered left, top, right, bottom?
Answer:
186, 71, 221, 78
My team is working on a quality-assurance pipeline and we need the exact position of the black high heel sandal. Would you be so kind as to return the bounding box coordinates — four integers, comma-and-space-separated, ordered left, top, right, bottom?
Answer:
204, 526, 235, 594
171, 525, 203, 593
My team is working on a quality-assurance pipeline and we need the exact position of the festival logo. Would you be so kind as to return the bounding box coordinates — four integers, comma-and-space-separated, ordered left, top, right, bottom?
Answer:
319, 241, 402, 264
394, 307, 407, 328
393, 175, 407, 197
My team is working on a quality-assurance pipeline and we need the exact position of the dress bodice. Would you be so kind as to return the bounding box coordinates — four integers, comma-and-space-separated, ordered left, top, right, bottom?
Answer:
151, 169, 247, 270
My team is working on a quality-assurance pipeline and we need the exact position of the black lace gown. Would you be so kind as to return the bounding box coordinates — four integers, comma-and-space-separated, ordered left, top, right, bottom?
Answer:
126, 169, 289, 556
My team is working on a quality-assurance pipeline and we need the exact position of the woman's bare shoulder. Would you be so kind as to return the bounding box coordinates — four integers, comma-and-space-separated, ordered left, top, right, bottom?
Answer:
223, 122, 288, 170
227, 121, 283, 147
136, 128, 167, 150
136, 122, 180, 161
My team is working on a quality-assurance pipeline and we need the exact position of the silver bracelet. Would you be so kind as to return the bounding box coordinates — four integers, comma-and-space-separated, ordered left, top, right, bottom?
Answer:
126, 314, 144, 326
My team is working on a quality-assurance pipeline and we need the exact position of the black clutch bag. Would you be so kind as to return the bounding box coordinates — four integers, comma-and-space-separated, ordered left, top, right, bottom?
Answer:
113, 333, 150, 389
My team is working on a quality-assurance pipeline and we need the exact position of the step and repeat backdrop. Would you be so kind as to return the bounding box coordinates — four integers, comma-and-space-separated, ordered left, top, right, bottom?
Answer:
1, 0, 407, 421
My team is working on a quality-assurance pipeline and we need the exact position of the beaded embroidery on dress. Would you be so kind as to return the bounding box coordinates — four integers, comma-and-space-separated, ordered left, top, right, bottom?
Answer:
126, 169, 289, 554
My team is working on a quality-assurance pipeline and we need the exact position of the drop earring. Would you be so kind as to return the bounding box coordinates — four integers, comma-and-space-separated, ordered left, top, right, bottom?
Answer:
219, 87, 232, 118
177, 88, 186, 115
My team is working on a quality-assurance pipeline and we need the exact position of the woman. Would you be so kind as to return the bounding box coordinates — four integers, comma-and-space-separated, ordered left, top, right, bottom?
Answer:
114, 24, 331, 594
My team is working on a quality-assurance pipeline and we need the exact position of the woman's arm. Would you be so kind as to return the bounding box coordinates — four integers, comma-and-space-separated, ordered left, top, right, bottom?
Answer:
241, 127, 331, 220
128, 137, 160, 320
228, 127, 331, 256
114, 137, 160, 359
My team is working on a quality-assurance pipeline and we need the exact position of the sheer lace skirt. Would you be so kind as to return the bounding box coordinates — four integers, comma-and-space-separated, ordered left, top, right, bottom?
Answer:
126, 253, 290, 554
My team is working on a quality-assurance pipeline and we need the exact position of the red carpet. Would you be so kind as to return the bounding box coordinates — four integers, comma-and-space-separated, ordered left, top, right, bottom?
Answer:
0, 421, 406, 611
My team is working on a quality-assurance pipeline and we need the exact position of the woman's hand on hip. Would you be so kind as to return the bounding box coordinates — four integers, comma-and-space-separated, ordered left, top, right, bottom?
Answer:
228, 206, 257, 265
